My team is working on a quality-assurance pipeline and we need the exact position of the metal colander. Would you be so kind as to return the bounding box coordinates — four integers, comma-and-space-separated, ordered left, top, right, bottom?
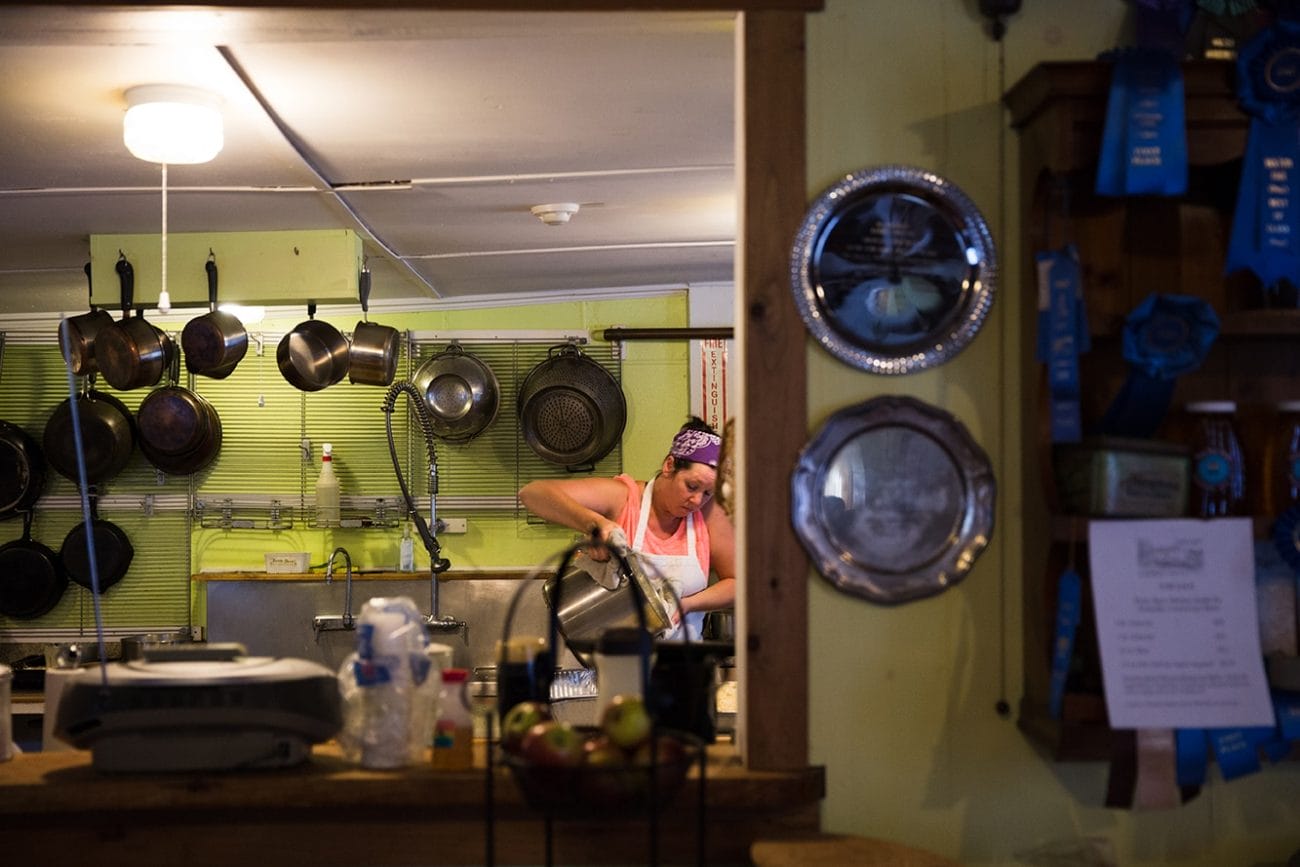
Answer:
518, 342, 626, 469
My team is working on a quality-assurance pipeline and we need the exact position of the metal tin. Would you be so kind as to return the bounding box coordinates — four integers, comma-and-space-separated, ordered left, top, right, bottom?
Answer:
1053, 437, 1190, 517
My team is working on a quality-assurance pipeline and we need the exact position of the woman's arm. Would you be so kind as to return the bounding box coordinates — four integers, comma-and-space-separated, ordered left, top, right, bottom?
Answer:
518, 477, 629, 553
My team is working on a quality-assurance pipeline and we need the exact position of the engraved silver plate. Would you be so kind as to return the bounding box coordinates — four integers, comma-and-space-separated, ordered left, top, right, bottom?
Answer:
791, 395, 996, 604
790, 165, 997, 374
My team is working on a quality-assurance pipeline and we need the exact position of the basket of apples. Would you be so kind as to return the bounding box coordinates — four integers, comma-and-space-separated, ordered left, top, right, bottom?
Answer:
499, 693, 699, 815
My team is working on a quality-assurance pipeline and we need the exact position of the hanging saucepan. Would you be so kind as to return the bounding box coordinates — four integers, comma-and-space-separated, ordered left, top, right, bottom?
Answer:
181, 253, 247, 380
0, 511, 67, 620
277, 302, 350, 392
518, 342, 627, 470
42, 378, 136, 484
60, 494, 134, 594
412, 342, 501, 442
0, 420, 46, 522
136, 354, 222, 476
96, 255, 174, 391
349, 268, 400, 387
58, 263, 114, 377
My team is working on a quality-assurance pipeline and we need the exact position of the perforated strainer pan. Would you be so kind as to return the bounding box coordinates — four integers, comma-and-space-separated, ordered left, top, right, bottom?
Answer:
517, 342, 626, 470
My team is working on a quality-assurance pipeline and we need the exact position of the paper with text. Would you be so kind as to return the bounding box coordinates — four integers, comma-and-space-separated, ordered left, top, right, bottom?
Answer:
1088, 518, 1275, 728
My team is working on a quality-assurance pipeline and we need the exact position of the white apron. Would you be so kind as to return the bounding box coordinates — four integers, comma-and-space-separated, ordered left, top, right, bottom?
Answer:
633, 476, 709, 641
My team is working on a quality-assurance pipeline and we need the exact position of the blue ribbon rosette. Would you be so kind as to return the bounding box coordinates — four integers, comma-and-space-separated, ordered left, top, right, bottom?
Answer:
1227, 20, 1300, 288
1099, 294, 1220, 438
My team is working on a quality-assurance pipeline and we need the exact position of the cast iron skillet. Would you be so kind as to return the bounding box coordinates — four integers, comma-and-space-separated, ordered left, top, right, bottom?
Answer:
0, 510, 68, 619
0, 419, 46, 521
43, 382, 136, 485
60, 494, 134, 594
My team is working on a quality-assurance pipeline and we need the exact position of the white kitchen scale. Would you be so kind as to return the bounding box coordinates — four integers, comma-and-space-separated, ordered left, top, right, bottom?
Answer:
54, 643, 341, 773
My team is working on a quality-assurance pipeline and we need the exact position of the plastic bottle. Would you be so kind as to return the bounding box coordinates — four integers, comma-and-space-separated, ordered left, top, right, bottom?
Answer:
399, 522, 415, 571
1186, 401, 1247, 518
594, 626, 650, 721
432, 667, 474, 771
316, 442, 340, 526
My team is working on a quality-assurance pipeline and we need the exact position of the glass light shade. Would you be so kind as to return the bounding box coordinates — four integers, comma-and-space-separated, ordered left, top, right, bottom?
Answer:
123, 85, 223, 165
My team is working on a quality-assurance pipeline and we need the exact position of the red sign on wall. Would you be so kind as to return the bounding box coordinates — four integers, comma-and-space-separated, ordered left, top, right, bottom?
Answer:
698, 338, 728, 432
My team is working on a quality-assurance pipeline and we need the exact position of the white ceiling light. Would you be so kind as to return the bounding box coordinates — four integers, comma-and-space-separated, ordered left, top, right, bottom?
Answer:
530, 202, 580, 226
123, 84, 224, 165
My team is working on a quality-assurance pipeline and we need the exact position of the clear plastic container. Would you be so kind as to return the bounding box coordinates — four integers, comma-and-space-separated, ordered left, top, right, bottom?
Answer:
1186, 401, 1247, 518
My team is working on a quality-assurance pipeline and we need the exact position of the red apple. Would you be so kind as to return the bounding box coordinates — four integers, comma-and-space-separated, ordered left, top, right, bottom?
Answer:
631, 733, 692, 795
500, 700, 552, 754
519, 720, 585, 767
600, 693, 652, 750
582, 733, 628, 768
580, 732, 637, 804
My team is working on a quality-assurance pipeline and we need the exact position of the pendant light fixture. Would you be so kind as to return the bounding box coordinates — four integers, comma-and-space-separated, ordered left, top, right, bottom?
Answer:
123, 84, 224, 165
122, 85, 223, 313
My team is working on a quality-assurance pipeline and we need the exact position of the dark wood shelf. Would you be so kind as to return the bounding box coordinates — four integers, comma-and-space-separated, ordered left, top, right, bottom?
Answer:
1009, 60, 1288, 762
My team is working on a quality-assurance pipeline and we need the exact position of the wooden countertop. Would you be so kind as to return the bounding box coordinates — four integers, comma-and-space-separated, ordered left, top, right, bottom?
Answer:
1, 742, 825, 865
193, 569, 546, 582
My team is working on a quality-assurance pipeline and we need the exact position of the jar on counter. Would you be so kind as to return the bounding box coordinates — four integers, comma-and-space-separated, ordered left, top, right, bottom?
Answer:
1266, 400, 1300, 516
1186, 400, 1247, 518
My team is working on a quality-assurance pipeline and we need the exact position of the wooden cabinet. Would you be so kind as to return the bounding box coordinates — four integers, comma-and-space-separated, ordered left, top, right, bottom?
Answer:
1006, 61, 1300, 759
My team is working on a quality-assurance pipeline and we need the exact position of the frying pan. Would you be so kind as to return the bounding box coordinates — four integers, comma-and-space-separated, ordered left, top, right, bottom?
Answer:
136, 359, 223, 476
60, 495, 134, 594
97, 255, 174, 391
0, 420, 46, 521
277, 302, 350, 391
43, 381, 136, 484
348, 269, 400, 387
58, 263, 114, 377
518, 342, 627, 470
181, 254, 247, 379
0, 511, 68, 619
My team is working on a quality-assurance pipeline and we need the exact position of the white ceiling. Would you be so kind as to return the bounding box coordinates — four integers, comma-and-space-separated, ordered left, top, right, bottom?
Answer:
0, 6, 736, 314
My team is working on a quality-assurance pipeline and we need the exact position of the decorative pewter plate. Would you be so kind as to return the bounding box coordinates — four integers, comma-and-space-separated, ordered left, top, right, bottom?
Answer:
791, 395, 995, 604
790, 165, 997, 374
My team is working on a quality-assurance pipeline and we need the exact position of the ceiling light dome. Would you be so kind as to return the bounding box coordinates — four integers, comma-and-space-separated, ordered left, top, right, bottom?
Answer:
123, 84, 224, 165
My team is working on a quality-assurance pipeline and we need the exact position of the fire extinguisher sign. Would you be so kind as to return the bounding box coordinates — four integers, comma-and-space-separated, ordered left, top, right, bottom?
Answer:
698, 338, 728, 433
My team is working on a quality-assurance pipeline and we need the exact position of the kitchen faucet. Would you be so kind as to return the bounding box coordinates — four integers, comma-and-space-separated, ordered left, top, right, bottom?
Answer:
382, 380, 463, 643
312, 546, 355, 637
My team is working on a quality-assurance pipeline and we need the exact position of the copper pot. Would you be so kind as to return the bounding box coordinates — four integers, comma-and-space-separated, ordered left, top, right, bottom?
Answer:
181, 256, 247, 380
347, 270, 399, 386
277, 303, 350, 392
58, 263, 114, 377
96, 256, 173, 391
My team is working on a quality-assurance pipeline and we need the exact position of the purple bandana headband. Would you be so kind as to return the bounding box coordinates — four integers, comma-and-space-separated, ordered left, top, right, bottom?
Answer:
669, 429, 721, 468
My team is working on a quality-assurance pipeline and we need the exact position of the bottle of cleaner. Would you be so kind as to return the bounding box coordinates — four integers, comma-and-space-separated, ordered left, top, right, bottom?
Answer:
399, 522, 415, 571
316, 442, 340, 526
432, 667, 474, 770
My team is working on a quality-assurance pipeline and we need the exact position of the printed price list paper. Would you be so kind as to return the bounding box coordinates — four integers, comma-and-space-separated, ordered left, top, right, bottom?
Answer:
1088, 518, 1275, 728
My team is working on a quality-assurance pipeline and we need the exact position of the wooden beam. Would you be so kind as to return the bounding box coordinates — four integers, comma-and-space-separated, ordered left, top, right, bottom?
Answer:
735, 9, 809, 771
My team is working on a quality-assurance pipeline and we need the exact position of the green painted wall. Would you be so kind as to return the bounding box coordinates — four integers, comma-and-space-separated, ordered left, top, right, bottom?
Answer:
190, 292, 693, 577
806, 2, 1299, 865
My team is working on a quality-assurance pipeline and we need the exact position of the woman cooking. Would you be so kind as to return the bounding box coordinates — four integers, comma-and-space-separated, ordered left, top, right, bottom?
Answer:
519, 417, 735, 640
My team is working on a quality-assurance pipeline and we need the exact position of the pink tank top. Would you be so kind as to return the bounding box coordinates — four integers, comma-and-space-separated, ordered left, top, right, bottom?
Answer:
613, 474, 710, 575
